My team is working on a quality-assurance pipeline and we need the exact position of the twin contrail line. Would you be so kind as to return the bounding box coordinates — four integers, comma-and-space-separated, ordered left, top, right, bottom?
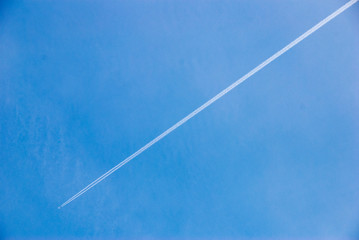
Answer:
59, 0, 358, 209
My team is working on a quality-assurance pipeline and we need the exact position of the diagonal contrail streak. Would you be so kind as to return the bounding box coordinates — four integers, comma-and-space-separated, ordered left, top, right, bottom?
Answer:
59, 0, 358, 209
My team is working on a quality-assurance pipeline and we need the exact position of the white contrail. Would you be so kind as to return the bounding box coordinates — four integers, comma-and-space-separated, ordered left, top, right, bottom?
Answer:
58, 0, 358, 209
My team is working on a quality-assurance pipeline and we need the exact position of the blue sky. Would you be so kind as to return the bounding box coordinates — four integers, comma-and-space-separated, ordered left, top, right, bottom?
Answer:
1, 0, 359, 239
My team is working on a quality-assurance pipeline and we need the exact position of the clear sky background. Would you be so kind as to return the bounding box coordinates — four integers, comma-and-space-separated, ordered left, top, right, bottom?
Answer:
1, 0, 359, 239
